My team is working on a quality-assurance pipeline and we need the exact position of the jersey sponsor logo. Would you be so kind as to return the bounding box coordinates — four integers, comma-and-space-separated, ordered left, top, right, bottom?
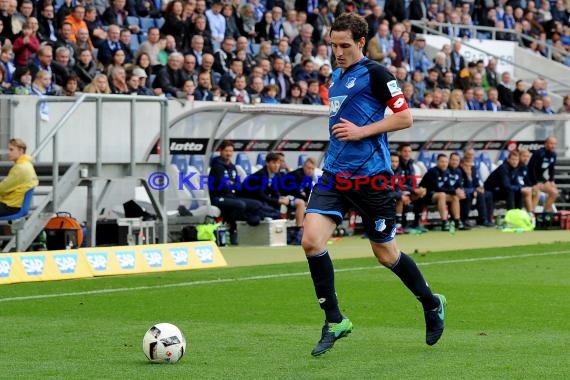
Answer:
329, 95, 347, 117
387, 80, 403, 96
345, 76, 356, 89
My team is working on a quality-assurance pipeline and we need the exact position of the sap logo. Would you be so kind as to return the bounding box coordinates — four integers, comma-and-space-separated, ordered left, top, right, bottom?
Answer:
86, 253, 108, 271
116, 251, 136, 269
143, 249, 163, 268
21, 256, 45, 276
194, 246, 214, 264
169, 247, 189, 265
0, 257, 12, 277
54, 254, 78, 274
329, 95, 347, 117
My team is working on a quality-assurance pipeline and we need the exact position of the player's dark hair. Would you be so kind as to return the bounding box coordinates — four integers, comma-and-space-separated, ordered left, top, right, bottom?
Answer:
450, 152, 461, 159
219, 140, 234, 150
397, 143, 412, 152
266, 152, 281, 163
330, 12, 368, 42
437, 153, 448, 160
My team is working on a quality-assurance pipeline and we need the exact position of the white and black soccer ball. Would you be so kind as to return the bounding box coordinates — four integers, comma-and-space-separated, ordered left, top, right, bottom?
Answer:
142, 323, 186, 363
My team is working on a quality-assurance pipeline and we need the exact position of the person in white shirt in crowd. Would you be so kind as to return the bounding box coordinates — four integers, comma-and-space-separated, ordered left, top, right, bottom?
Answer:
205, 0, 225, 42
312, 42, 331, 69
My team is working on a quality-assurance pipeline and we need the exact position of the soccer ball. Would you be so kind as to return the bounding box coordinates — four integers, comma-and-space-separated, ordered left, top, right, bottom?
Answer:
142, 323, 186, 363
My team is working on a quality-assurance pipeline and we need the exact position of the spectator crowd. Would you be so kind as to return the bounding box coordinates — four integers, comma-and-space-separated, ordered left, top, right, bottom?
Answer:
0, 0, 569, 112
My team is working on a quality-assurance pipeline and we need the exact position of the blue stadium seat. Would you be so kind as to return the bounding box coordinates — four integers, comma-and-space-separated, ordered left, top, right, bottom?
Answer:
139, 33, 148, 43
189, 155, 205, 175
473, 157, 481, 174
0, 188, 34, 221
130, 36, 140, 52
297, 154, 308, 167
256, 152, 267, 166
171, 154, 188, 174
417, 150, 431, 168
429, 153, 438, 168
155, 17, 165, 29
497, 149, 509, 164
250, 43, 260, 56
478, 152, 492, 171
0, 187, 35, 251
127, 16, 140, 28
140, 17, 155, 32
54, 0, 64, 11
235, 153, 253, 175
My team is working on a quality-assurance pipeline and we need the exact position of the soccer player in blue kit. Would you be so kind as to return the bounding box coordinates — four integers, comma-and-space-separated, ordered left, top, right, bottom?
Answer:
302, 13, 447, 356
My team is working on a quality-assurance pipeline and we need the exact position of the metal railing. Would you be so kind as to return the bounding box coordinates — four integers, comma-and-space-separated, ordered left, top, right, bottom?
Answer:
30, 94, 170, 245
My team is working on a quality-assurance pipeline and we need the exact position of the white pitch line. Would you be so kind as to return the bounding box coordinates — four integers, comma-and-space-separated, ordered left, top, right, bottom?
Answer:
1, 250, 569, 303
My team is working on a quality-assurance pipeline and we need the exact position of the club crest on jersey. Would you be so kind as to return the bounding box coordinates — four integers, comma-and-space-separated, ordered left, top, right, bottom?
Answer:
345, 77, 356, 89
329, 95, 347, 117
375, 218, 386, 232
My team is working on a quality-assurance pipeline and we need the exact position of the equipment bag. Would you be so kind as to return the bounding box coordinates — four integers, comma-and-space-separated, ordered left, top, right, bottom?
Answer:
44, 212, 84, 250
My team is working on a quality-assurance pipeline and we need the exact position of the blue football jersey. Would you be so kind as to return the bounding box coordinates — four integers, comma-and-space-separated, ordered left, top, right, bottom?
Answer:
324, 57, 406, 177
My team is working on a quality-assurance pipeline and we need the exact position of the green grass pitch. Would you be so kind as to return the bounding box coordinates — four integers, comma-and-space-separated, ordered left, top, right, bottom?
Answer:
1, 241, 569, 379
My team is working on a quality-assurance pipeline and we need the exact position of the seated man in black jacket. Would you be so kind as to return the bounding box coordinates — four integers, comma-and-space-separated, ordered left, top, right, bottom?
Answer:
152, 52, 186, 97
419, 153, 467, 231
389, 152, 411, 234
242, 152, 306, 227
281, 157, 316, 202
208, 141, 263, 244
397, 143, 427, 232
484, 150, 533, 212
527, 137, 559, 212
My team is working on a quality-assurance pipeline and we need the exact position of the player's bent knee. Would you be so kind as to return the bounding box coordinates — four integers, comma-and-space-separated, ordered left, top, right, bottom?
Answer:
370, 241, 399, 267
301, 233, 325, 256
